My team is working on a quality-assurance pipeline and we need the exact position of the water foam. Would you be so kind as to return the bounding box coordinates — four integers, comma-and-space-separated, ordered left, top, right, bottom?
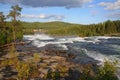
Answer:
24, 34, 120, 79
24, 34, 120, 62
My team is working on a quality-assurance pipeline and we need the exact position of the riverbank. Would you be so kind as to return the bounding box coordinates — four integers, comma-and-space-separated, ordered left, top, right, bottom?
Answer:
0, 42, 98, 80
0, 33, 120, 79
0, 41, 119, 80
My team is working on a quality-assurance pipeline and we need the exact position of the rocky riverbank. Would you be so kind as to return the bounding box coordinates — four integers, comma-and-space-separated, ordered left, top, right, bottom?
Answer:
0, 42, 98, 80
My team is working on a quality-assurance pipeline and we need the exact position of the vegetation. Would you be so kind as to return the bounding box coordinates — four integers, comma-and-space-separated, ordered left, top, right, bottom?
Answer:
21, 20, 120, 36
0, 12, 7, 45
46, 20, 120, 36
32, 53, 41, 63
79, 60, 118, 80
7, 5, 22, 41
16, 61, 31, 79
0, 5, 23, 46
22, 21, 74, 34
96, 60, 118, 80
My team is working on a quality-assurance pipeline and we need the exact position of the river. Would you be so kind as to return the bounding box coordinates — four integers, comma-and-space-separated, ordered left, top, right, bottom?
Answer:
23, 33, 120, 78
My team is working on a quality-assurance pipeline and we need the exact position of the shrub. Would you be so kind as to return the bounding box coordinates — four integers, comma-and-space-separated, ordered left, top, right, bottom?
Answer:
96, 60, 118, 80
15, 62, 31, 79
32, 53, 40, 63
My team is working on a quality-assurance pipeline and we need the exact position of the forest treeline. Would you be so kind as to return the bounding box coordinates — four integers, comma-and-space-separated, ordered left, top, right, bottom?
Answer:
22, 20, 120, 36
46, 20, 120, 36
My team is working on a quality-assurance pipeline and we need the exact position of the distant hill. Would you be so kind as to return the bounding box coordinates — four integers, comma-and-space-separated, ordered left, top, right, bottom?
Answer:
22, 20, 120, 36
22, 21, 80, 30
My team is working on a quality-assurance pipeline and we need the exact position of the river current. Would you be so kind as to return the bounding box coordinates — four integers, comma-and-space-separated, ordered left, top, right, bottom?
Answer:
23, 33, 120, 64
23, 33, 120, 78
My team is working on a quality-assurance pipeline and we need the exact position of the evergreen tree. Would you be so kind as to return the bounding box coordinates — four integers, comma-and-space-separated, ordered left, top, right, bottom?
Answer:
105, 20, 117, 34
7, 5, 22, 42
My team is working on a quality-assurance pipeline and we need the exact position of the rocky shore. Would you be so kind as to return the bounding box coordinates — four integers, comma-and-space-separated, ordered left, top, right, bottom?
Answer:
0, 42, 98, 80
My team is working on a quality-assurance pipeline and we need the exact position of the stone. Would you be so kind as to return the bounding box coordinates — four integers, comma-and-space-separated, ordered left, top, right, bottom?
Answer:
0, 73, 3, 79
43, 60, 51, 63
52, 56, 66, 61
48, 63, 58, 71
38, 63, 48, 67
39, 67, 51, 75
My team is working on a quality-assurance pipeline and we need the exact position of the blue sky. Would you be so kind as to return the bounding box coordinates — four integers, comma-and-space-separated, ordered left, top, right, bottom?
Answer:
0, 0, 120, 24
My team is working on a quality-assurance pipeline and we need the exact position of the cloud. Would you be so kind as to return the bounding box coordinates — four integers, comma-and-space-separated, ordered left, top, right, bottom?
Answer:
20, 14, 65, 20
99, 0, 120, 10
0, 0, 92, 8
105, 12, 120, 19
0, 0, 21, 4
88, 4, 94, 8
91, 10, 99, 16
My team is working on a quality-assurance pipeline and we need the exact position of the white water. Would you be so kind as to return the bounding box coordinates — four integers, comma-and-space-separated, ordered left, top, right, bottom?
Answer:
24, 34, 85, 49
24, 34, 120, 63
24, 34, 120, 78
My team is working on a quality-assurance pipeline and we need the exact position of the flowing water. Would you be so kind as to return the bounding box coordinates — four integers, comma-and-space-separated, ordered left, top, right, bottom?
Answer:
24, 33, 120, 77
24, 34, 120, 63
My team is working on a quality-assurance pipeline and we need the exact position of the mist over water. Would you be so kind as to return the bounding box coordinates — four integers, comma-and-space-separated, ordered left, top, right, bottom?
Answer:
23, 33, 120, 64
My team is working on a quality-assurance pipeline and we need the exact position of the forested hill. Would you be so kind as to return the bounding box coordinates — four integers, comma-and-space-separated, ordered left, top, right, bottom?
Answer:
22, 21, 79, 30
22, 20, 120, 36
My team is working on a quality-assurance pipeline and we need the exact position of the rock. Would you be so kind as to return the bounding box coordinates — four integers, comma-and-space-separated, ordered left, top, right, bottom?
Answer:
43, 60, 51, 63
0, 73, 3, 79
30, 77, 42, 80
39, 67, 51, 75
48, 63, 58, 71
52, 56, 66, 61
41, 56, 51, 59
23, 56, 33, 62
0, 57, 5, 61
37, 63, 48, 67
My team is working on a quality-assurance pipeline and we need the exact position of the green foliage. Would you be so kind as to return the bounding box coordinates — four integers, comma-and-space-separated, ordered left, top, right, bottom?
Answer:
44, 20, 120, 36
0, 58, 18, 68
0, 12, 7, 45
32, 53, 40, 63
7, 5, 22, 42
16, 61, 31, 79
0, 5, 23, 46
23, 20, 119, 36
78, 60, 119, 80
7, 5, 22, 21
0, 22, 23, 45
0, 29, 7, 45
96, 60, 118, 80
5, 44, 19, 58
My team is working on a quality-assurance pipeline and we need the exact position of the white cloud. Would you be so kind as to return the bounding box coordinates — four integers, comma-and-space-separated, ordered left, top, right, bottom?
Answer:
88, 4, 94, 8
99, 0, 120, 10
0, 0, 93, 8
20, 14, 65, 20
106, 11, 120, 19
91, 10, 99, 16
